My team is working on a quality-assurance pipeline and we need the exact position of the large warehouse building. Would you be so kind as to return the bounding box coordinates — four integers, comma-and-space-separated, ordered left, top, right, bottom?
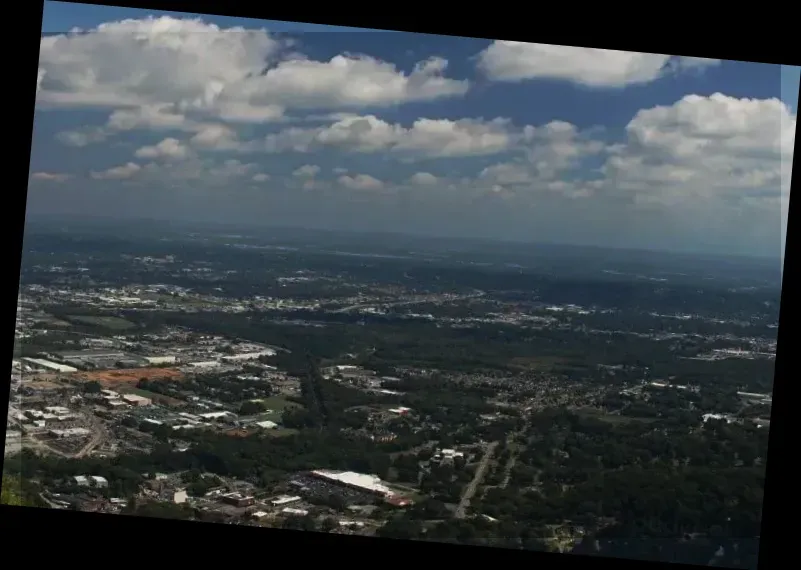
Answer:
144, 355, 177, 365
20, 358, 78, 373
308, 470, 395, 498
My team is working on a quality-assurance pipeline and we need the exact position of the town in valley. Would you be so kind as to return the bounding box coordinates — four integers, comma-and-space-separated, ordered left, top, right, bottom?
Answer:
5, 219, 778, 568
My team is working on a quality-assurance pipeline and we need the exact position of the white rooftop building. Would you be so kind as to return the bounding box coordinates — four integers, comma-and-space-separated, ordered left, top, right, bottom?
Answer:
440, 449, 464, 458
20, 358, 78, 373
310, 470, 394, 497
198, 411, 233, 420
91, 476, 108, 488
271, 495, 302, 506
122, 394, 152, 407
702, 413, 735, 424
186, 361, 220, 369
50, 427, 92, 438
221, 350, 276, 363
144, 355, 177, 365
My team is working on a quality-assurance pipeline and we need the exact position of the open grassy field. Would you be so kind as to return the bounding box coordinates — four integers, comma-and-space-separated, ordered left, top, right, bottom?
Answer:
508, 355, 569, 372
67, 315, 136, 330
573, 407, 658, 424
257, 396, 302, 416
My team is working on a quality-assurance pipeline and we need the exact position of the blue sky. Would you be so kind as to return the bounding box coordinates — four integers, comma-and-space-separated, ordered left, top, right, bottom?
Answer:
40, 1, 385, 33
30, 1, 797, 259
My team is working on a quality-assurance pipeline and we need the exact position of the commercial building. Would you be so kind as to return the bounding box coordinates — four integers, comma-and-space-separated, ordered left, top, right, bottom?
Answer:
186, 361, 220, 369
43, 413, 74, 423
737, 391, 772, 405
20, 358, 78, 373
221, 492, 255, 508
385, 496, 413, 508
271, 495, 302, 506
144, 355, 177, 366
702, 413, 736, 424
199, 411, 234, 421
122, 394, 152, 407
221, 350, 276, 363
432, 448, 465, 463
4, 431, 21, 456
49, 427, 92, 438
737, 391, 771, 400
91, 476, 108, 488
172, 423, 203, 431
58, 350, 126, 361
308, 470, 394, 498
79, 338, 116, 348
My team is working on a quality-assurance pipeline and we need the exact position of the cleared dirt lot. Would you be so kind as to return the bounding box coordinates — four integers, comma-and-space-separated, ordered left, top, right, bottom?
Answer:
74, 367, 185, 387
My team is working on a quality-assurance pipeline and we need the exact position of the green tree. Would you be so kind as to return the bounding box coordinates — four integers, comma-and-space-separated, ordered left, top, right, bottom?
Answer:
82, 380, 102, 394
239, 400, 266, 415
321, 517, 339, 532
282, 514, 317, 532
1, 474, 26, 506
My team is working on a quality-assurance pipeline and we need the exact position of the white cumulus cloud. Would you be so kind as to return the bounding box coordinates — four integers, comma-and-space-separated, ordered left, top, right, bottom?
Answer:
477, 42, 720, 87
37, 16, 468, 126
338, 174, 384, 190
90, 162, 142, 180
264, 114, 520, 158
293, 164, 321, 178
134, 138, 190, 160
409, 172, 438, 185
602, 93, 795, 204
30, 171, 70, 182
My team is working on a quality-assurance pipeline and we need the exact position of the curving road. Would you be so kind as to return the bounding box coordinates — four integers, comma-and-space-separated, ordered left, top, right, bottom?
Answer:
454, 441, 498, 519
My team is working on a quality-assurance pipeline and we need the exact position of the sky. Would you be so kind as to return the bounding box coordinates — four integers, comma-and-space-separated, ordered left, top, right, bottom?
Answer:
29, 2, 797, 260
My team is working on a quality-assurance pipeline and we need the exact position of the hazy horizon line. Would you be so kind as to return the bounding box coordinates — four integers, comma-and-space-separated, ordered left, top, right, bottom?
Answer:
23, 211, 785, 267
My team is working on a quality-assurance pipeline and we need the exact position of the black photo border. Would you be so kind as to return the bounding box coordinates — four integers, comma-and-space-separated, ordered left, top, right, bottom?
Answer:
4, 2, 796, 569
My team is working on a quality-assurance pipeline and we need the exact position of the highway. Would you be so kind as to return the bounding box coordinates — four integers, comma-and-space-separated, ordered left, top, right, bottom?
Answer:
500, 416, 532, 489
454, 440, 498, 519
333, 291, 485, 314
75, 414, 107, 458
